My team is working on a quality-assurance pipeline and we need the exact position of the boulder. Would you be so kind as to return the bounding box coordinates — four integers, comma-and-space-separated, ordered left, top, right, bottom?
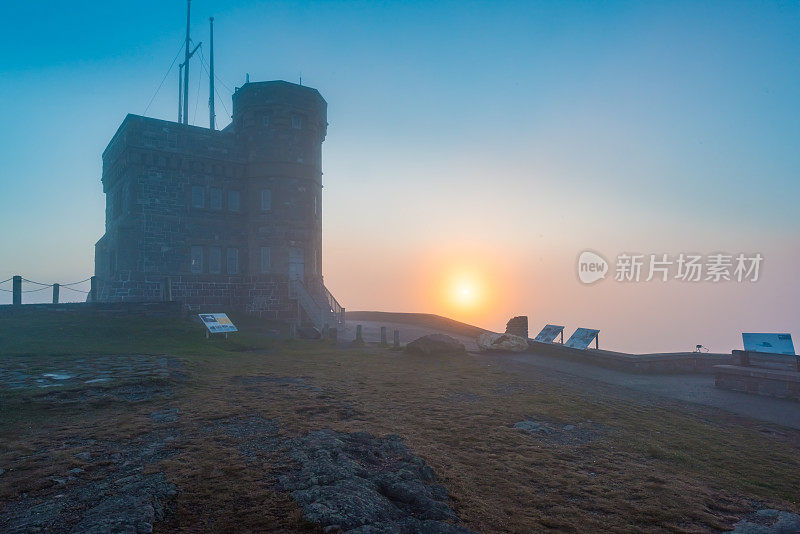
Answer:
405, 334, 466, 356
477, 332, 528, 352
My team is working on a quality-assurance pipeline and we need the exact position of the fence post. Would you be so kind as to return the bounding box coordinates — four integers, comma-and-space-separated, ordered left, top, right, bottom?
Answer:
89, 276, 98, 303
380, 326, 387, 345
12, 276, 21, 305
355, 324, 363, 343
52, 283, 60, 304
393, 329, 400, 348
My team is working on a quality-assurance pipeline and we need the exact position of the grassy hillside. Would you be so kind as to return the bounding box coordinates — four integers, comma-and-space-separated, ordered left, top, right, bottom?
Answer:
1, 312, 799, 532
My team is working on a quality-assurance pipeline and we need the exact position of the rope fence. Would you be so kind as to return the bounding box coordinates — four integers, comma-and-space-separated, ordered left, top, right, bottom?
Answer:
0, 275, 95, 304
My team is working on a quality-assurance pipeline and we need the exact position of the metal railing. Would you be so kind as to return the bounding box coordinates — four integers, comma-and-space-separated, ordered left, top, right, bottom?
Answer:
290, 278, 345, 332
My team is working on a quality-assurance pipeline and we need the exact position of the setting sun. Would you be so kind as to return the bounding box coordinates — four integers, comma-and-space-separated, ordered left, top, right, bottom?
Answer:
452, 279, 479, 307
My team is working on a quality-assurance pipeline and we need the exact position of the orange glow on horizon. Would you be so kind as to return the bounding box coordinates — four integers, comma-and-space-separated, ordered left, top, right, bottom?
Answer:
418, 249, 517, 329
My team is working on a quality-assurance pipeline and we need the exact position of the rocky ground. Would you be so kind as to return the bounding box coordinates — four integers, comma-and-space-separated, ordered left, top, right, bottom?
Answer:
0, 356, 475, 533
2, 314, 800, 532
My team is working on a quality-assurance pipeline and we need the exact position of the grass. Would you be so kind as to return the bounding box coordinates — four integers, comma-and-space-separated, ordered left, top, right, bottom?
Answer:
0, 311, 281, 356
1, 311, 799, 532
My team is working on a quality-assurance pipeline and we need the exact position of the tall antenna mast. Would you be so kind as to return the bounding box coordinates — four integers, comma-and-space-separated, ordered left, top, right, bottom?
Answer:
178, 63, 183, 123
209, 17, 215, 130
183, 0, 191, 124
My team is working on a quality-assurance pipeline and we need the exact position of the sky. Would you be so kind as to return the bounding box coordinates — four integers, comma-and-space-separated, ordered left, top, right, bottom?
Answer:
1, 1, 798, 353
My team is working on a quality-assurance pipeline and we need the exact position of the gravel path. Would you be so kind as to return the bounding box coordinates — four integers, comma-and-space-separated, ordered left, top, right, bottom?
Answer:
493, 351, 800, 430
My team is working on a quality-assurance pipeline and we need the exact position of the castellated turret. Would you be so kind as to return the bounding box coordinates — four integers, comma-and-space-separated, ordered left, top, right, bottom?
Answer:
93, 80, 343, 331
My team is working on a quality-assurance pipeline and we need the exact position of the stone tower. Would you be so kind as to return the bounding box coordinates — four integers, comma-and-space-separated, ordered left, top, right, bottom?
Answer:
93, 80, 343, 332
232, 81, 327, 284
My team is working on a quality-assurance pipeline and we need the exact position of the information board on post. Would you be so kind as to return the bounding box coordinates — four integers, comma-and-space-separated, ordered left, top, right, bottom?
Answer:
199, 313, 238, 335
564, 328, 600, 350
534, 324, 565, 343
742, 333, 795, 355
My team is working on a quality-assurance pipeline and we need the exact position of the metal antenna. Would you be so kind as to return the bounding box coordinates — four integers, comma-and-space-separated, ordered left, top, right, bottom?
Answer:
209, 17, 215, 130
183, 0, 191, 124
178, 63, 184, 123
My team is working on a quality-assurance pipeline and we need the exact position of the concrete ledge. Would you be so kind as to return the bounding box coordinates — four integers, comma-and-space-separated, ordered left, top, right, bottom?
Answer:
527, 341, 731, 374
714, 365, 800, 401
0, 301, 184, 318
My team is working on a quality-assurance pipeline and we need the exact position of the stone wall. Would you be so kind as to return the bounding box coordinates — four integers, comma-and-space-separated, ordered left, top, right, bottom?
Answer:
97, 274, 294, 320
715, 365, 800, 401
505, 316, 528, 338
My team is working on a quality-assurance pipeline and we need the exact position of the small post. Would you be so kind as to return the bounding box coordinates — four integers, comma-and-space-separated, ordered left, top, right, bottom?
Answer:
595, 334, 599, 350
322, 323, 329, 339
289, 322, 296, 339
355, 324, 363, 343
380, 326, 387, 345
559, 330, 564, 344
52, 283, 60, 304
89, 276, 98, 303
393, 329, 400, 348
12, 275, 21, 305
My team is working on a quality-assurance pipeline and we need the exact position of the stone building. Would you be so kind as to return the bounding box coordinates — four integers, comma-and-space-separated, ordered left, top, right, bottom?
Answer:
94, 80, 344, 332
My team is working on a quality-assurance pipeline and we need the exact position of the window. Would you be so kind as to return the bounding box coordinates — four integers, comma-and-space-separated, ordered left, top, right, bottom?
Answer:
261, 189, 271, 211
292, 115, 302, 129
228, 190, 240, 212
210, 187, 222, 210
227, 248, 239, 274
260, 247, 271, 274
122, 184, 130, 214
113, 190, 123, 218
190, 246, 203, 273
262, 115, 270, 128
209, 246, 222, 274
191, 186, 204, 208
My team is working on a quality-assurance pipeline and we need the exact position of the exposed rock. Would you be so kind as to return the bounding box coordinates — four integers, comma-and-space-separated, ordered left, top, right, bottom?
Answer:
2, 471, 175, 534
68, 472, 176, 534
513, 421, 550, 433
477, 333, 528, 353
149, 408, 180, 423
277, 429, 475, 533
730, 509, 800, 533
505, 316, 528, 338
513, 420, 603, 446
405, 334, 466, 356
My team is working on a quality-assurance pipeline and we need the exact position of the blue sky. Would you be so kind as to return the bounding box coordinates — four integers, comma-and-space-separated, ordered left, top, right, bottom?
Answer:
1, 1, 798, 351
